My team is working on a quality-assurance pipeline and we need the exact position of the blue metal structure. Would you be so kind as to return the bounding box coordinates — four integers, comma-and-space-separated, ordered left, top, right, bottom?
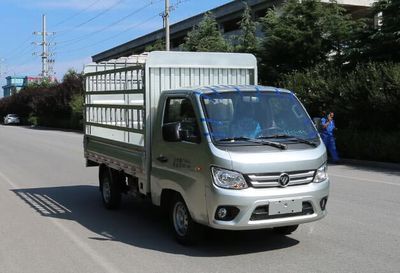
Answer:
2, 76, 26, 97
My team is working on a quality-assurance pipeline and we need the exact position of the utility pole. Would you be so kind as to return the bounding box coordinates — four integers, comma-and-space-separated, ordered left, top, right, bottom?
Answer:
34, 14, 55, 78
165, 0, 170, 51
41, 14, 48, 77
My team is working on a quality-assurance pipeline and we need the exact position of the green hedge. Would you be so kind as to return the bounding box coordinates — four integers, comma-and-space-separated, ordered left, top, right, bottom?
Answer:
280, 62, 400, 163
335, 129, 400, 163
29, 115, 82, 130
280, 62, 400, 131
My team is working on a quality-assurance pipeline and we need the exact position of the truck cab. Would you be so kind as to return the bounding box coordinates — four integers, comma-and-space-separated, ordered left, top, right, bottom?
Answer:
149, 86, 329, 243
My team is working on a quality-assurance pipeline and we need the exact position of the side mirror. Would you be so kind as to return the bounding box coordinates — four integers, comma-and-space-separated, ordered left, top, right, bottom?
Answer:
163, 122, 182, 142
179, 120, 201, 143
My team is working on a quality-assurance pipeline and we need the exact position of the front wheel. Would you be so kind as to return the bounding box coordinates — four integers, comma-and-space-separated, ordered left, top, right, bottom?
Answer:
170, 196, 202, 245
273, 225, 299, 235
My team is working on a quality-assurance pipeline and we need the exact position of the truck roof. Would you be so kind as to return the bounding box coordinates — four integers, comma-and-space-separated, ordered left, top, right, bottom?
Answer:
164, 85, 293, 95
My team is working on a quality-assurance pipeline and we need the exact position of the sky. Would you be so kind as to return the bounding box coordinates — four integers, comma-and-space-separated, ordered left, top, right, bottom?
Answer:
0, 0, 231, 91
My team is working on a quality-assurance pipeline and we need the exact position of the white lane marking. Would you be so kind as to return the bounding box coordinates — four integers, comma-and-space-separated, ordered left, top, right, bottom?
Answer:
330, 173, 400, 187
49, 217, 123, 273
0, 170, 123, 273
0, 170, 19, 189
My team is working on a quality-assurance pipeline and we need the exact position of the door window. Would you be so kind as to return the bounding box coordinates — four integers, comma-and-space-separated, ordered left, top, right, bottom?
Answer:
163, 97, 200, 143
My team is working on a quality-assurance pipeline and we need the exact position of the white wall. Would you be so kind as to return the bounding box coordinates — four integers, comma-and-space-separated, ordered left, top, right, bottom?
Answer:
321, 0, 376, 7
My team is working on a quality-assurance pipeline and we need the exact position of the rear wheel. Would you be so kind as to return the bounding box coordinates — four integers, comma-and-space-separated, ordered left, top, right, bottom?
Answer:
273, 225, 299, 235
170, 195, 202, 245
99, 166, 122, 209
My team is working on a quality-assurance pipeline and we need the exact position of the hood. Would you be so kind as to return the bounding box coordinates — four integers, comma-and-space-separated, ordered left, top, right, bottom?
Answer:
212, 143, 327, 175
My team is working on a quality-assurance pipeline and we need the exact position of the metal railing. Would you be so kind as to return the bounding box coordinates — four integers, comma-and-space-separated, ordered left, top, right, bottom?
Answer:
84, 64, 145, 146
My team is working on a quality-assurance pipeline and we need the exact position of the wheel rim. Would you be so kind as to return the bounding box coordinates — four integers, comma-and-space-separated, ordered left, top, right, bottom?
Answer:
173, 201, 189, 237
102, 176, 111, 203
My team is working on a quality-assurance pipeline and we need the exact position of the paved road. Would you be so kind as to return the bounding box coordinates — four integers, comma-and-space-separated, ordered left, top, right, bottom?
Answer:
0, 125, 399, 273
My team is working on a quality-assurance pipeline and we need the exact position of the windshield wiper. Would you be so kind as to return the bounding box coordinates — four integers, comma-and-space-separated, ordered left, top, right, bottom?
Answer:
218, 137, 252, 142
218, 137, 287, 150
257, 134, 318, 147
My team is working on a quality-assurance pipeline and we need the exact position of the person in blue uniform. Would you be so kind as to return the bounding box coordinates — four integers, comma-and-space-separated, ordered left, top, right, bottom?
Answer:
321, 111, 339, 163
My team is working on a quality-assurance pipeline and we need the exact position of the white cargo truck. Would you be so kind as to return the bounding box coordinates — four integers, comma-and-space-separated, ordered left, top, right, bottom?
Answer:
83, 51, 329, 244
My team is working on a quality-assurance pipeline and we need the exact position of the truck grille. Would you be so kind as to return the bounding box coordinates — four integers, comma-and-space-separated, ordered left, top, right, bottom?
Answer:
250, 202, 314, 221
246, 170, 315, 188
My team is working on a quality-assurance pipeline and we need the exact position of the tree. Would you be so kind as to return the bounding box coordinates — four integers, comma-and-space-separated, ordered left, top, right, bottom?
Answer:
26, 77, 56, 89
70, 93, 84, 129
145, 39, 165, 51
322, 2, 365, 65
259, 0, 358, 83
235, 3, 258, 53
366, 0, 400, 62
181, 12, 230, 52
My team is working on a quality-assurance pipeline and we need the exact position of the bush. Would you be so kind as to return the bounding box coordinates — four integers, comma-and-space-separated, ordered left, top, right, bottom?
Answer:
280, 62, 400, 131
27, 115, 38, 126
336, 129, 400, 163
280, 62, 400, 163
69, 93, 84, 130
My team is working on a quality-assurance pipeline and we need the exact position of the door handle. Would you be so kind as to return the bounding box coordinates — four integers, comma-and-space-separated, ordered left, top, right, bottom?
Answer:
157, 155, 168, 163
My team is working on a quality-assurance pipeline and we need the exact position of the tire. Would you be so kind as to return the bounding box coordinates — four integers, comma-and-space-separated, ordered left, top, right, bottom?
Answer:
99, 166, 122, 210
170, 195, 202, 245
273, 225, 299, 235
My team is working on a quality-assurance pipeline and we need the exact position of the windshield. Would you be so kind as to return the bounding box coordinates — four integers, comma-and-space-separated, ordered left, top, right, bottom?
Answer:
201, 91, 318, 142
8, 114, 18, 118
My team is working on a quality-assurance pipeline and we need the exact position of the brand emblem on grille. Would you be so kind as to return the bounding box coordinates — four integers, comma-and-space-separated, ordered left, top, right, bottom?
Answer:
279, 173, 290, 187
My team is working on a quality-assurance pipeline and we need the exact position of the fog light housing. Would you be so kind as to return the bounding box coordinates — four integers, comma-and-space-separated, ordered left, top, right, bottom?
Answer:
214, 206, 240, 221
320, 196, 328, 211
217, 208, 227, 219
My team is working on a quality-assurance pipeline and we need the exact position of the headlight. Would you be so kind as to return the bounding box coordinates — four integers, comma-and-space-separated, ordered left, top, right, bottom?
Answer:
211, 167, 248, 190
314, 163, 328, 183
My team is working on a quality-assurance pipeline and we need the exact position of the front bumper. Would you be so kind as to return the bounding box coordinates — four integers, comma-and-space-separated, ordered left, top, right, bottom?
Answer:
205, 179, 329, 230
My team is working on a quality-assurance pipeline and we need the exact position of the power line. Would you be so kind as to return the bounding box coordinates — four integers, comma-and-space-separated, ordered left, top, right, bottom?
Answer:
51, 0, 103, 28
1, 44, 36, 76
56, 14, 160, 55
6, 53, 37, 75
4, 0, 191, 77
55, 0, 191, 56
56, 0, 125, 37
75, 0, 124, 28
6, 43, 35, 62
2, 36, 32, 58
57, 1, 159, 46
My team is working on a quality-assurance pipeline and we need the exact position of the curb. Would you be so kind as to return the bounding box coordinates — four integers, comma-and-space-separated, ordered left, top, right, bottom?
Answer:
25, 125, 83, 134
339, 158, 400, 171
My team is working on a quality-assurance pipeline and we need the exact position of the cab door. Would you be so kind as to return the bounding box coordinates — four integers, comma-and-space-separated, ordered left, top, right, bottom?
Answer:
151, 94, 209, 224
